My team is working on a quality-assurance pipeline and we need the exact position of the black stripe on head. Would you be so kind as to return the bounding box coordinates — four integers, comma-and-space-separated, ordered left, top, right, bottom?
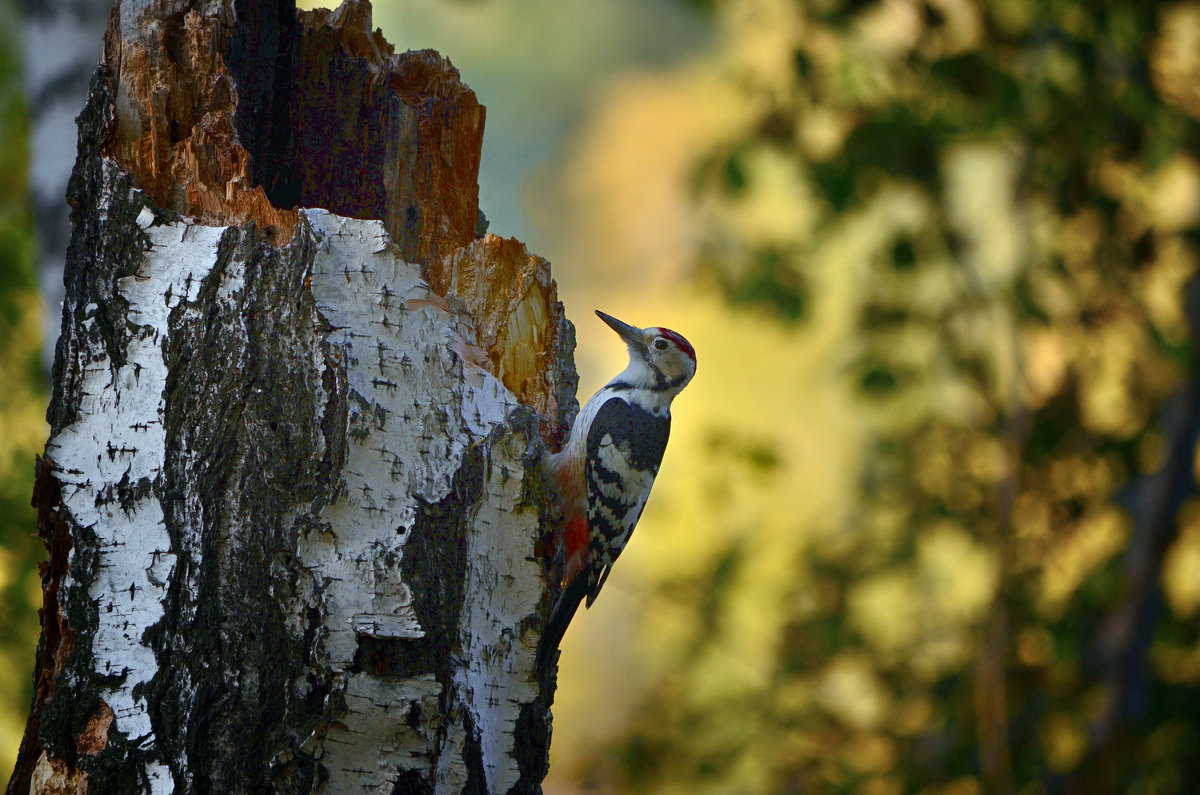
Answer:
655, 372, 689, 392
649, 361, 669, 390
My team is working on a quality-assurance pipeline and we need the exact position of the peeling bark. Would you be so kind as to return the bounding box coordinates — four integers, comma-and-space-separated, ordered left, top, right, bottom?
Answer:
10, 1, 573, 792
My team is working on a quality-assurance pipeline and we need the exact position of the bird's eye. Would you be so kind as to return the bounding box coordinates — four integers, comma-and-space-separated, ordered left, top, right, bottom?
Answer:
653, 338, 669, 351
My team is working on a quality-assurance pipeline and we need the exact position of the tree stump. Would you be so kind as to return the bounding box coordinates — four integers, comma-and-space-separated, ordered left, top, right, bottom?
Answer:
9, 1, 575, 792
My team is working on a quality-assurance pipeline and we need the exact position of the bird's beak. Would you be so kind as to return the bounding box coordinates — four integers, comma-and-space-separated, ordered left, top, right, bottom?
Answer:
596, 310, 646, 352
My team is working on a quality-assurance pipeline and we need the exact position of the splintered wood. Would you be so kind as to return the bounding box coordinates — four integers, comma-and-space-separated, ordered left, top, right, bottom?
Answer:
434, 235, 573, 443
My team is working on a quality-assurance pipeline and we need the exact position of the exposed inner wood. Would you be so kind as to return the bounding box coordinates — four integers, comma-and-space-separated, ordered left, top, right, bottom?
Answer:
105, 6, 300, 240
434, 235, 572, 444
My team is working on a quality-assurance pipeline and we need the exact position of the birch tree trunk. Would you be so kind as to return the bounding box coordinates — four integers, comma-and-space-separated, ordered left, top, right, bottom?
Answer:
9, 1, 576, 792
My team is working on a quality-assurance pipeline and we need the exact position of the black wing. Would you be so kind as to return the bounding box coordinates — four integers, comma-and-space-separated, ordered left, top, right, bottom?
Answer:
583, 396, 670, 605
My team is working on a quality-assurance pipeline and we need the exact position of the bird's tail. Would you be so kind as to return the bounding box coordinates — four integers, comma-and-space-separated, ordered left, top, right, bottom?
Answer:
538, 575, 589, 670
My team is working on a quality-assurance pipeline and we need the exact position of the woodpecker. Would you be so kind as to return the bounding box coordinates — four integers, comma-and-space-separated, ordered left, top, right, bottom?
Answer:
539, 310, 696, 667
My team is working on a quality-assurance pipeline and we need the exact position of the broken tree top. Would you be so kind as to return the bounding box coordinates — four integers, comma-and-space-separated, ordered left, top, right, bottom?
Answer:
96, 0, 573, 438
105, 0, 481, 265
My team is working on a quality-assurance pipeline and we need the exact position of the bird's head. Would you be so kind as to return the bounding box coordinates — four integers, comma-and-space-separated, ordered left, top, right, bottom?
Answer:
597, 310, 696, 397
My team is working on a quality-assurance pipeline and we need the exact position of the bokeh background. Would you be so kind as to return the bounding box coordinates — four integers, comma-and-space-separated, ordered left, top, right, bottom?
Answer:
4, 0, 1200, 792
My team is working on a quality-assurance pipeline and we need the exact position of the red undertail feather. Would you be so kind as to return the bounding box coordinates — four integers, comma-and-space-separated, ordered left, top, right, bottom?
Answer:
561, 516, 589, 587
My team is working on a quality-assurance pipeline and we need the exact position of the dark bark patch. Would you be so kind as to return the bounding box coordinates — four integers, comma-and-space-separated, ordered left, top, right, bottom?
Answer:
460, 706, 489, 795
32, 514, 108, 782
6, 459, 78, 793
514, 693, 553, 792
351, 635, 425, 678
401, 442, 484, 680
141, 222, 339, 792
390, 767, 434, 795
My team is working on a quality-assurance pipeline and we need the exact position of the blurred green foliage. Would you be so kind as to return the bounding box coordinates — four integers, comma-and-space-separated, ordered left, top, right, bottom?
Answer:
0, 0, 45, 781
586, 0, 1200, 792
